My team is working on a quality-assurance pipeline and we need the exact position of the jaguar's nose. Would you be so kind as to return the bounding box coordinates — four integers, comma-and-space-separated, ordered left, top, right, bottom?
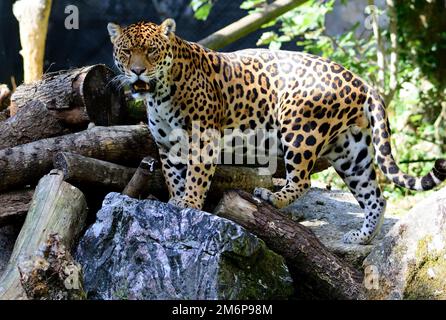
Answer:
131, 67, 146, 76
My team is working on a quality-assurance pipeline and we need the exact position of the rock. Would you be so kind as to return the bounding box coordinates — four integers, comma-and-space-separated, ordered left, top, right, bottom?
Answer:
76, 193, 293, 300
0, 224, 21, 276
281, 187, 398, 268
363, 187, 446, 300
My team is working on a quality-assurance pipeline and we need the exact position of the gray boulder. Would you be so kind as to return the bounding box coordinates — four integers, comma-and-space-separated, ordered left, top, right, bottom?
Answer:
76, 193, 293, 300
363, 187, 446, 300
282, 187, 398, 268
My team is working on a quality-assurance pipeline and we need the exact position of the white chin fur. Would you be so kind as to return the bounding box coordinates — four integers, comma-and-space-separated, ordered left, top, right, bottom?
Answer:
131, 92, 150, 100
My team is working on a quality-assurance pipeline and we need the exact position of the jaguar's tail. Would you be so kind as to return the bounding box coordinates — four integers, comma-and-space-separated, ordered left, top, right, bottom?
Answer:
367, 89, 446, 190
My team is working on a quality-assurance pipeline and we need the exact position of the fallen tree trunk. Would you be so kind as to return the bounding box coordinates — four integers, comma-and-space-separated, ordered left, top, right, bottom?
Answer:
0, 125, 157, 193
54, 152, 136, 191
52, 152, 274, 204
0, 189, 34, 227
214, 190, 365, 300
1, 65, 124, 149
0, 100, 72, 149
0, 170, 87, 300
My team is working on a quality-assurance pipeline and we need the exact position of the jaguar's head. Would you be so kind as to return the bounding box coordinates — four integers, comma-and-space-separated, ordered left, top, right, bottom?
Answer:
107, 19, 176, 94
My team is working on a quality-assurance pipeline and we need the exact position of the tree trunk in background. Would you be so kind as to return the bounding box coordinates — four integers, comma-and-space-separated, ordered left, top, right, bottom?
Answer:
12, 0, 52, 83
367, 0, 386, 99
199, 0, 308, 50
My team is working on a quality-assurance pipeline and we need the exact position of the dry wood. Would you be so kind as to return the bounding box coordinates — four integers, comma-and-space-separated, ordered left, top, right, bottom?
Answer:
199, 0, 308, 50
214, 190, 365, 300
0, 100, 71, 150
2, 65, 123, 149
18, 234, 86, 300
52, 151, 276, 205
123, 156, 159, 199
54, 152, 136, 191
11, 65, 122, 119
0, 170, 87, 300
0, 125, 158, 193
0, 189, 34, 227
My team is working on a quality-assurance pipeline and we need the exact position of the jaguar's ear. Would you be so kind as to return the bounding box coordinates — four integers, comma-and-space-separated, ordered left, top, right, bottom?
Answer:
160, 18, 176, 37
107, 22, 122, 44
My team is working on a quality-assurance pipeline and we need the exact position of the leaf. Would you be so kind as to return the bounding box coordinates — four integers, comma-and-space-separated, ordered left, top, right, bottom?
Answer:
194, 3, 212, 21
240, 0, 266, 10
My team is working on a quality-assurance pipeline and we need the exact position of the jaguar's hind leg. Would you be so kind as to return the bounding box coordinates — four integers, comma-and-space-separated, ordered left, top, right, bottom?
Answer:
254, 131, 315, 208
325, 128, 386, 244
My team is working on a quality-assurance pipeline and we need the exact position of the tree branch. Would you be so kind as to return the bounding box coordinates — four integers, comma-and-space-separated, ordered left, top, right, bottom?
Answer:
198, 0, 308, 50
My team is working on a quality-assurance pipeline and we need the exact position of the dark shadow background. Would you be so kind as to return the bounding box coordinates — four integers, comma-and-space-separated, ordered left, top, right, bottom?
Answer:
0, 0, 300, 87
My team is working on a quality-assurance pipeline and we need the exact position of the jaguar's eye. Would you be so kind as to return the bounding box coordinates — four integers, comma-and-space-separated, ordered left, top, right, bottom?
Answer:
147, 47, 157, 55
121, 49, 131, 56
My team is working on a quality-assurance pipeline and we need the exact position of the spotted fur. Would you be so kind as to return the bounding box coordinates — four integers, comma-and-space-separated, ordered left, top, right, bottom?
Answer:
108, 19, 446, 244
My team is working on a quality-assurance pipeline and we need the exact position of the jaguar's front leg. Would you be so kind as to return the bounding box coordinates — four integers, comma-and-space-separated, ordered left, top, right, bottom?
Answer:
179, 162, 217, 209
158, 145, 187, 203
178, 126, 221, 210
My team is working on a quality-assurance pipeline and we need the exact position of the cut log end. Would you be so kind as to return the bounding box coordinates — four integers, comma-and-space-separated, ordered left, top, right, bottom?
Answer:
18, 234, 86, 300
123, 156, 160, 199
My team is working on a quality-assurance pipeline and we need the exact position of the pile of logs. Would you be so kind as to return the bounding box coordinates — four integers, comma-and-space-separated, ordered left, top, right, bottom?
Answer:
0, 65, 364, 300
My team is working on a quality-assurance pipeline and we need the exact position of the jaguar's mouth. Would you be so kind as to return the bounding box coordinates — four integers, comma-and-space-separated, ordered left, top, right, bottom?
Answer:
131, 79, 156, 94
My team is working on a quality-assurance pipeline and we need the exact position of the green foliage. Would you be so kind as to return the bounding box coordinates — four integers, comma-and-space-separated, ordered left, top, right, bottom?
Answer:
190, 0, 213, 20
190, 0, 446, 203
396, 0, 446, 91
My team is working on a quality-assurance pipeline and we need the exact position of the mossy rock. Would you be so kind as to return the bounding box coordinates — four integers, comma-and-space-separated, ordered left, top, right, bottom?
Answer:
363, 187, 446, 300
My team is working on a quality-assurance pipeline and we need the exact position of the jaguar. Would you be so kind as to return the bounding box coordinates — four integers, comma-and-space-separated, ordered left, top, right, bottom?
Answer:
107, 19, 446, 244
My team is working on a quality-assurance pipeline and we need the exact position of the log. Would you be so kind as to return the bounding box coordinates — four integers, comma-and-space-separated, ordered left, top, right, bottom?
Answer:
0, 125, 158, 193
214, 190, 365, 300
2, 65, 124, 149
54, 152, 136, 192
0, 170, 87, 300
206, 166, 274, 207
123, 156, 159, 199
18, 234, 86, 300
0, 189, 34, 227
0, 100, 71, 150
199, 0, 308, 50
52, 152, 273, 204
